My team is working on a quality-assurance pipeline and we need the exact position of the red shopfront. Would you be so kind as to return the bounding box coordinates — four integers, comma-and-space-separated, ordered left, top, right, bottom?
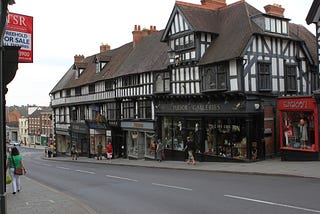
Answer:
278, 96, 320, 161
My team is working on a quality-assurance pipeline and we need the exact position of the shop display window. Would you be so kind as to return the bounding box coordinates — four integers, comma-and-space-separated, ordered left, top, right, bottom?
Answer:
281, 111, 316, 151
128, 131, 138, 156
145, 132, 156, 157
204, 120, 247, 159
162, 118, 184, 151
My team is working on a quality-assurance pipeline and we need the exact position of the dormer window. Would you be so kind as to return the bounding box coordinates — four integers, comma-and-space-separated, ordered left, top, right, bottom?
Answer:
95, 57, 107, 73
265, 17, 288, 34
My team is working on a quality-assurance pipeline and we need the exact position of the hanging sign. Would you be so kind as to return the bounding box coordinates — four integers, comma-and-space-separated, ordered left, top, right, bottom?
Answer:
3, 12, 33, 63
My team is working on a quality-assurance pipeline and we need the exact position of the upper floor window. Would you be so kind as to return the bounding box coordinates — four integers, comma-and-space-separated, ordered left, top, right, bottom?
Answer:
105, 80, 113, 91
138, 100, 152, 119
122, 101, 135, 119
265, 17, 288, 34
170, 34, 194, 51
202, 62, 228, 91
89, 84, 95, 94
154, 72, 170, 93
284, 65, 297, 93
66, 89, 71, 97
75, 87, 81, 96
258, 62, 271, 91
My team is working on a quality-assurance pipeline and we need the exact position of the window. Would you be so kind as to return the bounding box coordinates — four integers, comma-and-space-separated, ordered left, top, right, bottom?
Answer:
171, 34, 194, 51
202, 62, 228, 91
258, 62, 271, 91
265, 17, 288, 34
154, 72, 170, 93
66, 89, 71, 97
284, 65, 297, 93
89, 84, 95, 94
105, 80, 113, 91
123, 101, 135, 119
138, 100, 152, 119
75, 87, 81, 96
280, 111, 315, 151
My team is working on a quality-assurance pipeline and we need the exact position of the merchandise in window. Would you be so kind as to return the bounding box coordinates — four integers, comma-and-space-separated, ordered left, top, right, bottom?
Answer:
281, 111, 315, 150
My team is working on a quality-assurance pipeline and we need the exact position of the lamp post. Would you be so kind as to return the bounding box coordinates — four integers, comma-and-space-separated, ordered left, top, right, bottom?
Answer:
0, 1, 16, 213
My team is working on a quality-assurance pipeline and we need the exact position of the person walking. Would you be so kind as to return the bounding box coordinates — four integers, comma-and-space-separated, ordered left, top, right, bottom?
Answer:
71, 144, 77, 160
184, 137, 196, 165
97, 142, 103, 160
6, 147, 27, 194
106, 142, 113, 161
156, 139, 164, 162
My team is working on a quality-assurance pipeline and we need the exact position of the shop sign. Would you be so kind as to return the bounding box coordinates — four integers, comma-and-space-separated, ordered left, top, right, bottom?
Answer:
278, 97, 316, 111
4, 12, 33, 63
172, 104, 221, 112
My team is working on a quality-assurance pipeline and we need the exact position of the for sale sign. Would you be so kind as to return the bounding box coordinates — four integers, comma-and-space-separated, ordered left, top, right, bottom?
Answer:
3, 12, 33, 63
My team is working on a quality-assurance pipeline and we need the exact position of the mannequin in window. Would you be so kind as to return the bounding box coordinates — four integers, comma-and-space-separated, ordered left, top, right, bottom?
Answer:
298, 118, 308, 149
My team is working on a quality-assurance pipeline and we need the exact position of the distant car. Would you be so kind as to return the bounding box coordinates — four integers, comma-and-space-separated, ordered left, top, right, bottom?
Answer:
9, 141, 20, 147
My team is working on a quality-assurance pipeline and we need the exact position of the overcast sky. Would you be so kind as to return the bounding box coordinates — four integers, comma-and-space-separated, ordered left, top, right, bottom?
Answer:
5, 0, 315, 106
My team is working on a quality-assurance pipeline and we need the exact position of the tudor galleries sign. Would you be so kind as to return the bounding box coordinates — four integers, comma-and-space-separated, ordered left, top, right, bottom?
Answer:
3, 12, 33, 63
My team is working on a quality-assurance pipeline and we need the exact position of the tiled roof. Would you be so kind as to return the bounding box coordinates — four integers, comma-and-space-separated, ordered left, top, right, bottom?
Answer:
115, 30, 169, 77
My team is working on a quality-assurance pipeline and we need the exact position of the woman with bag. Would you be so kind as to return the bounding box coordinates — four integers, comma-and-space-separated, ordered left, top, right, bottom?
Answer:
6, 147, 27, 194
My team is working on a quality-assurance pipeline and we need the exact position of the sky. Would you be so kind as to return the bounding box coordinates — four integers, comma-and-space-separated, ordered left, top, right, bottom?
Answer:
5, 0, 315, 106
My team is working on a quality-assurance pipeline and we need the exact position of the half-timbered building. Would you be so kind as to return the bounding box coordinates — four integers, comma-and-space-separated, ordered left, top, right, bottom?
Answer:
157, 0, 317, 161
50, 0, 318, 161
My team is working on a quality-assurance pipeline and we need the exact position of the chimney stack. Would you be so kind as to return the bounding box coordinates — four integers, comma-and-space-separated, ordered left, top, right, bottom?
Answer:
264, 4, 285, 17
200, 0, 226, 9
74, 54, 85, 63
132, 25, 157, 47
100, 43, 111, 53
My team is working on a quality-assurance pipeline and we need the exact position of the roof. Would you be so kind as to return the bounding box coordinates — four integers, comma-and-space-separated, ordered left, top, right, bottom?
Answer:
173, 1, 316, 65
115, 30, 169, 77
306, 0, 320, 24
63, 43, 133, 89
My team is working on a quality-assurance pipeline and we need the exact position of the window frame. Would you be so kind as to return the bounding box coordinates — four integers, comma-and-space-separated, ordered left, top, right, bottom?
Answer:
257, 62, 272, 92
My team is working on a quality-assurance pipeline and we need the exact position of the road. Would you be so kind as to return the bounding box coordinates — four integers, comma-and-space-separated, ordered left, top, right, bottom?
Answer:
21, 148, 320, 214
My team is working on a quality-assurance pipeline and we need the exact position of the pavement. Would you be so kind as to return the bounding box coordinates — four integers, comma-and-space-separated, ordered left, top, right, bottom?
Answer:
6, 146, 320, 214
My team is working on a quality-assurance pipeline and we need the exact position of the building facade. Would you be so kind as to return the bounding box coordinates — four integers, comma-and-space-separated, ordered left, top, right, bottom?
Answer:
50, 0, 318, 161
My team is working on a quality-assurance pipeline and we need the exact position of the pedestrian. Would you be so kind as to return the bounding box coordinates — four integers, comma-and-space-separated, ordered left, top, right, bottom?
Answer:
47, 145, 51, 158
184, 137, 196, 165
71, 144, 77, 160
97, 142, 103, 160
106, 142, 113, 161
6, 147, 27, 194
156, 139, 164, 162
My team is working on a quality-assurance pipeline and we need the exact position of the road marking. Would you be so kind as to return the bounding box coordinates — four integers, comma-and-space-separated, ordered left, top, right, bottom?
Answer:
152, 183, 192, 191
56, 166, 70, 170
49, 200, 55, 203
75, 169, 95, 174
224, 195, 320, 213
41, 163, 52, 167
106, 175, 138, 182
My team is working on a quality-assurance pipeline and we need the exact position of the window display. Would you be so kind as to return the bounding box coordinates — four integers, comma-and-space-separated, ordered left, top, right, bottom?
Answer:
145, 132, 156, 158
204, 120, 247, 159
161, 117, 249, 160
281, 111, 315, 150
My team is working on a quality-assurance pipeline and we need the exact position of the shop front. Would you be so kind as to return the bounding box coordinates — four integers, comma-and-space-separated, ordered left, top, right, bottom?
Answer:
155, 96, 265, 162
278, 96, 320, 161
87, 121, 111, 158
121, 121, 156, 160
69, 122, 89, 157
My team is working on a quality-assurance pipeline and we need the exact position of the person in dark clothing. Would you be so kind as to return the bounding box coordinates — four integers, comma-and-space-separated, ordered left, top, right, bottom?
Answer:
184, 137, 196, 165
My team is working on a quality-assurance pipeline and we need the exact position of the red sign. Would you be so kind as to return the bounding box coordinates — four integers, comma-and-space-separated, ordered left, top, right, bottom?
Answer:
278, 97, 316, 111
3, 12, 33, 63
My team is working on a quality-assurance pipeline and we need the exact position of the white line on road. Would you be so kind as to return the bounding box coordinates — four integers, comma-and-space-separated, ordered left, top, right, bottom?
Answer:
224, 194, 320, 213
75, 169, 95, 174
41, 163, 52, 167
56, 166, 70, 170
106, 175, 138, 182
152, 183, 192, 191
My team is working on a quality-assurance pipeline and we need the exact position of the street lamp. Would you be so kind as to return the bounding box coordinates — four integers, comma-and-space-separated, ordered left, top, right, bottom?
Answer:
0, 1, 17, 214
